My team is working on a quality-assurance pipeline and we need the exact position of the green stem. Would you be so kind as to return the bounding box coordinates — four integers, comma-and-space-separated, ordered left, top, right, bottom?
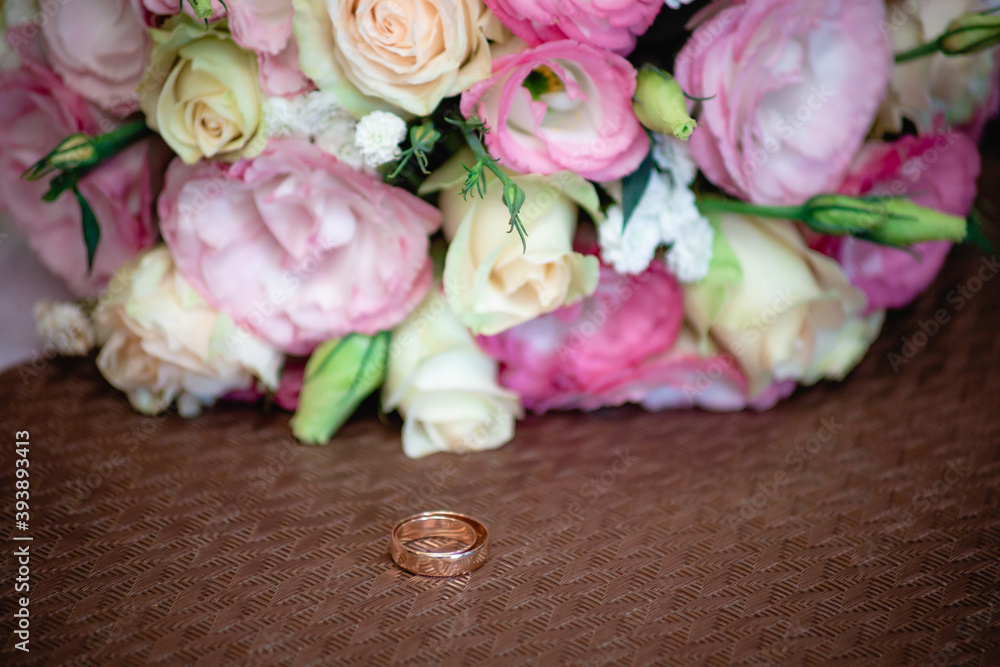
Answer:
461, 125, 497, 175
696, 198, 804, 221
894, 38, 943, 64
457, 122, 529, 251
95, 120, 152, 158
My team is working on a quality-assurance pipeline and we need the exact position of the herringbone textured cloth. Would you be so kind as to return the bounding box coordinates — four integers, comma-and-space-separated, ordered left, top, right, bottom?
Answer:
2, 163, 1000, 667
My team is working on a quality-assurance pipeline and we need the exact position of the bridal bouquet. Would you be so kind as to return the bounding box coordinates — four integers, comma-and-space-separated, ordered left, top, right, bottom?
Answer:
2, 0, 997, 457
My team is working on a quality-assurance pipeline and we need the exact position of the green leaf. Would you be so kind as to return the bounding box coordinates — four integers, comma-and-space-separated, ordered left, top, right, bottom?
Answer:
74, 187, 100, 273
621, 150, 654, 230
965, 210, 996, 254
43, 172, 79, 202
290, 332, 390, 445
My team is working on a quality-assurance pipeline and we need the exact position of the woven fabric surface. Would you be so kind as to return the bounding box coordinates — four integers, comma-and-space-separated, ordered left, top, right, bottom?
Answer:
2, 170, 1000, 666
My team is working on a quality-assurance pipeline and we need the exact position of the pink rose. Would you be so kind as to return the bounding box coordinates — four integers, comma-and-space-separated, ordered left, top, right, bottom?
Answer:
142, 0, 292, 54
0, 62, 155, 297
258, 39, 315, 99
159, 139, 441, 355
142, 0, 305, 97
484, 0, 662, 55
814, 131, 981, 312
479, 260, 777, 413
675, 0, 892, 205
461, 40, 649, 182
35, 0, 151, 116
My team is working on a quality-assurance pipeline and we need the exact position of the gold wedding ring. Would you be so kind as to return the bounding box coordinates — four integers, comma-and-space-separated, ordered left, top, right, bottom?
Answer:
390, 511, 489, 577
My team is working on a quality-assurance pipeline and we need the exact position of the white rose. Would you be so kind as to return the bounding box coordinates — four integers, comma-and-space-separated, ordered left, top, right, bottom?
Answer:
140, 18, 265, 164
684, 215, 884, 395
878, 0, 1000, 134
422, 153, 601, 335
95, 247, 283, 416
383, 287, 523, 458
293, 0, 506, 116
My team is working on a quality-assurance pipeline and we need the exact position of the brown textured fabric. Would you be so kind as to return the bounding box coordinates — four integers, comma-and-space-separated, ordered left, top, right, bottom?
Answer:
3, 176, 1000, 665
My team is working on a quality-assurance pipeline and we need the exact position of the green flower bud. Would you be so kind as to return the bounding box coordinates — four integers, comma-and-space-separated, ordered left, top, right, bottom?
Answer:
803, 195, 967, 246
940, 12, 1000, 56
409, 122, 441, 154
186, 0, 216, 20
501, 181, 526, 215
632, 65, 698, 141
291, 333, 390, 445
23, 134, 98, 182
26, 120, 151, 180
52, 135, 97, 167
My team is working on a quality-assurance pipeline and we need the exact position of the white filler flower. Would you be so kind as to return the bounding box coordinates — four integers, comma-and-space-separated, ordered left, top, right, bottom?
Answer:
354, 111, 408, 168
600, 137, 714, 283
264, 91, 364, 167
33, 301, 95, 356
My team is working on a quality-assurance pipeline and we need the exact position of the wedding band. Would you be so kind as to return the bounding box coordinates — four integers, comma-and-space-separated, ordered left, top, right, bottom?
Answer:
390, 511, 489, 577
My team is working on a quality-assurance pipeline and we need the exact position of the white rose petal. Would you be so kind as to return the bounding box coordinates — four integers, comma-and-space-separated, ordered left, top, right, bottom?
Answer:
683, 215, 879, 396
428, 153, 601, 335
383, 287, 524, 459
94, 247, 284, 416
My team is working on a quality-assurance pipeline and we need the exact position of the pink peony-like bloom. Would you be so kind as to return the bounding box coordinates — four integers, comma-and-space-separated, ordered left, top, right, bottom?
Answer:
814, 130, 982, 312
142, 0, 292, 54
158, 139, 442, 355
0, 62, 155, 297
484, 0, 663, 55
461, 40, 649, 182
142, 0, 304, 96
23, 0, 152, 116
258, 38, 315, 98
675, 0, 892, 206
478, 260, 783, 413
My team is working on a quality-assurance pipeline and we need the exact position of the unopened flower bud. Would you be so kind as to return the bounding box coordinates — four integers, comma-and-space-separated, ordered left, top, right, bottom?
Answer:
940, 12, 1000, 56
51, 134, 97, 167
803, 195, 967, 246
291, 333, 389, 445
186, 0, 217, 20
501, 181, 526, 214
409, 121, 442, 154
633, 65, 698, 141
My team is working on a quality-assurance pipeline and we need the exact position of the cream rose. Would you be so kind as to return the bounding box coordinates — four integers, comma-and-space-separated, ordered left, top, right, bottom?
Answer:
383, 286, 523, 458
684, 215, 884, 396
94, 247, 283, 417
422, 153, 601, 335
293, 0, 505, 116
878, 0, 1000, 134
140, 18, 265, 164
